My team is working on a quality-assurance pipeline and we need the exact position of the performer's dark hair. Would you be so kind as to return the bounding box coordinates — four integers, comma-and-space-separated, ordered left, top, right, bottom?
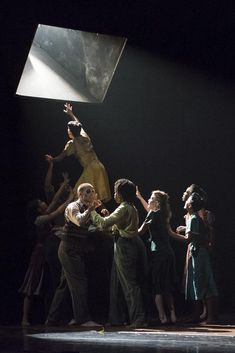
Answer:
189, 192, 204, 212
115, 179, 136, 203
188, 184, 207, 207
188, 184, 207, 200
67, 121, 82, 137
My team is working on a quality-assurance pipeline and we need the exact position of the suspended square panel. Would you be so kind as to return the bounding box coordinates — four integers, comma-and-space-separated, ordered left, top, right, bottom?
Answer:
16, 24, 127, 103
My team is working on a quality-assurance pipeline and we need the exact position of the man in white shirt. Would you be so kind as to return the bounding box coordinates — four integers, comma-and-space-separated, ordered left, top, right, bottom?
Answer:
47, 183, 102, 326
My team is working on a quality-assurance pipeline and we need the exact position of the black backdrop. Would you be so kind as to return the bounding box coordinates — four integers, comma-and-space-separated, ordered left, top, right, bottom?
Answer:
1, 0, 235, 324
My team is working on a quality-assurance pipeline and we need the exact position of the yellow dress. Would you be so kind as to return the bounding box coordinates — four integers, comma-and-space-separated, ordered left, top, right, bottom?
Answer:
64, 135, 111, 202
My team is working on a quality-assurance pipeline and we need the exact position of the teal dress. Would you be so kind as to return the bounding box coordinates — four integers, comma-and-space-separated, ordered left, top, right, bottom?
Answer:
185, 213, 218, 300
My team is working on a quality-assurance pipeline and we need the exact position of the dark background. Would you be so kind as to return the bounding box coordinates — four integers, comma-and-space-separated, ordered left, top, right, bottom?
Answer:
1, 0, 235, 324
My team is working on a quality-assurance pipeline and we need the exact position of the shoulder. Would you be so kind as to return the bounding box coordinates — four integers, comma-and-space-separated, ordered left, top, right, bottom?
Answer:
191, 213, 198, 220
117, 202, 135, 215
66, 201, 80, 212
64, 139, 74, 149
80, 129, 90, 139
187, 214, 199, 228
121, 202, 137, 210
205, 210, 215, 225
150, 210, 161, 219
190, 214, 202, 231
146, 209, 157, 218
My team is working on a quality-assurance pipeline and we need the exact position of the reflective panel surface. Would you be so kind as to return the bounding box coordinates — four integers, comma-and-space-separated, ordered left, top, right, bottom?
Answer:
16, 24, 127, 102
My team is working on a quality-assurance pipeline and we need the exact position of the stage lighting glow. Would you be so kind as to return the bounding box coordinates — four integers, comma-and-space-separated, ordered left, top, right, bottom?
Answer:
28, 330, 235, 350
17, 46, 88, 101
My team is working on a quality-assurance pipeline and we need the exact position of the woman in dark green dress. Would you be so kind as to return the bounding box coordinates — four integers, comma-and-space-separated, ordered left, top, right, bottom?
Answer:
138, 190, 178, 324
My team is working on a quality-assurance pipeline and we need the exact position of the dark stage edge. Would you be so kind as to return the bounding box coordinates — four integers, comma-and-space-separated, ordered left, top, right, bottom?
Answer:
1, 321, 235, 353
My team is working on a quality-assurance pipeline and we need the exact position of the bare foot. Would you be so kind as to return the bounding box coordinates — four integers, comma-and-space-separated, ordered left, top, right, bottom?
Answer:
170, 310, 177, 323
159, 315, 168, 324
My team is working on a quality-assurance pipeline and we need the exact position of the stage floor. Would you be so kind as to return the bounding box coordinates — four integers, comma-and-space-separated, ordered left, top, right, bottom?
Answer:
1, 320, 235, 353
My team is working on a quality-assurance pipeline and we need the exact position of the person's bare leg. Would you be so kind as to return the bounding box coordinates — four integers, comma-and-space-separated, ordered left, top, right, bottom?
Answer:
191, 300, 201, 322
206, 296, 218, 323
200, 299, 207, 320
21, 295, 32, 326
155, 294, 167, 323
165, 293, 176, 323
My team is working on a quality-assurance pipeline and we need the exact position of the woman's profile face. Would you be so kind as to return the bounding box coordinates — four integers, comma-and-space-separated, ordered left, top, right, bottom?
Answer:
148, 193, 158, 211
182, 187, 191, 202
184, 197, 193, 213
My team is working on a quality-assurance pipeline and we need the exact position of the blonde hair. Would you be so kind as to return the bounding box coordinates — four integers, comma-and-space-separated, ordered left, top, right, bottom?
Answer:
152, 190, 172, 224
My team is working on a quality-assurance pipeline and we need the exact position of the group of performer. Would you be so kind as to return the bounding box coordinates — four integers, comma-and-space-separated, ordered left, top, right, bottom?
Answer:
18, 103, 218, 328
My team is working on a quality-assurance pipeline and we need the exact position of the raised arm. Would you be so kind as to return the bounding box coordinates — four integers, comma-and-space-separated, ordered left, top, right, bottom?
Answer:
167, 223, 188, 242
39, 187, 74, 225
63, 102, 89, 138
138, 221, 150, 235
45, 150, 67, 163
136, 186, 149, 212
63, 102, 80, 123
44, 159, 55, 201
46, 173, 71, 213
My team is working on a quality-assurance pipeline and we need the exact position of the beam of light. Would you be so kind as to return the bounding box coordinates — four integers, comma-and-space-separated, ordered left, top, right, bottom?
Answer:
16, 44, 89, 102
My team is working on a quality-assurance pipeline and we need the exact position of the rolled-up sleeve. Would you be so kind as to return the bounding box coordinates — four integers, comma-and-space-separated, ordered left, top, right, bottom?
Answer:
91, 205, 125, 230
65, 202, 91, 226
64, 140, 74, 156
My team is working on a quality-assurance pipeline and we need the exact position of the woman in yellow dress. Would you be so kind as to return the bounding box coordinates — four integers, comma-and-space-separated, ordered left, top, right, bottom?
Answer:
46, 103, 111, 202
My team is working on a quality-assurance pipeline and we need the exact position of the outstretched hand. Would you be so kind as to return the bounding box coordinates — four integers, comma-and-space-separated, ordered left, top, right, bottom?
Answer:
136, 186, 142, 199
176, 226, 186, 234
63, 102, 73, 117
88, 197, 102, 212
101, 208, 110, 217
45, 154, 54, 163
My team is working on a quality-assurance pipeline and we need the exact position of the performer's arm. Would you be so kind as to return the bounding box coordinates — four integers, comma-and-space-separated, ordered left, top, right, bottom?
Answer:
136, 186, 149, 211
176, 225, 186, 235
91, 204, 125, 230
36, 188, 74, 226
138, 221, 150, 235
44, 159, 55, 201
63, 102, 89, 138
167, 223, 188, 242
46, 175, 71, 213
70, 207, 94, 227
45, 150, 67, 163
63, 102, 80, 123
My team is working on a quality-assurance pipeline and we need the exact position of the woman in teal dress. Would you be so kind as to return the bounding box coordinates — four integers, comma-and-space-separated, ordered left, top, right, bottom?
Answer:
183, 192, 218, 323
177, 184, 218, 322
